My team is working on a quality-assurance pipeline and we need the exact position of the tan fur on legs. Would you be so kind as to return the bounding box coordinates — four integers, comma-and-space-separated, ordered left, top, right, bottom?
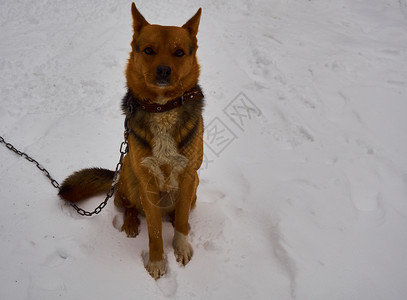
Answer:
138, 174, 166, 277
171, 168, 200, 265
59, 4, 203, 280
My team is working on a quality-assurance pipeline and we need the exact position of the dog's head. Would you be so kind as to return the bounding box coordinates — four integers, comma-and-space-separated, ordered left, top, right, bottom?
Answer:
126, 3, 202, 102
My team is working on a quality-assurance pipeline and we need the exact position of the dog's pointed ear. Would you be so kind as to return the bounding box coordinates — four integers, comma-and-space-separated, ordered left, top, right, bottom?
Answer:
131, 3, 149, 35
182, 8, 202, 37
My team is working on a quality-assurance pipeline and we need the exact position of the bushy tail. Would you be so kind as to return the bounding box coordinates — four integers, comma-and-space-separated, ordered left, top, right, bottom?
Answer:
58, 168, 115, 202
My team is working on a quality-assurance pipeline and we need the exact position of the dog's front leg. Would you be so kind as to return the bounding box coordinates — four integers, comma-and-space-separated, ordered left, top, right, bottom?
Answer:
173, 169, 198, 265
139, 178, 165, 279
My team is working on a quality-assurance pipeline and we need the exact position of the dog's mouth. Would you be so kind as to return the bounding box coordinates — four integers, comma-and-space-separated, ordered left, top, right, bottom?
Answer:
153, 79, 172, 88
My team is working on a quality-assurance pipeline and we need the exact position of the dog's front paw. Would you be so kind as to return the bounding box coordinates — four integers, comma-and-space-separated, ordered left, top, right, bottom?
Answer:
146, 259, 166, 279
173, 230, 193, 265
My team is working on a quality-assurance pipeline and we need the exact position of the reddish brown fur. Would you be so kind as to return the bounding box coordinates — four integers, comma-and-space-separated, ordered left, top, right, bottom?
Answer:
126, 4, 201, 102
59, 168, 114, 202
59, 3, 203, 280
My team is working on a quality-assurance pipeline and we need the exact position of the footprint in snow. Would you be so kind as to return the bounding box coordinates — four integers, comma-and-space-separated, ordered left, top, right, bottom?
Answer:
141, 251, 178, 297
43, 249, 69, 267
156, 270, 178, 298
112, 213, 124, 232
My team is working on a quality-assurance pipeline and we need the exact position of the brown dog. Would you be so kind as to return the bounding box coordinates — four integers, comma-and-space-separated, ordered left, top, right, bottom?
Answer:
59, 3, 203, 279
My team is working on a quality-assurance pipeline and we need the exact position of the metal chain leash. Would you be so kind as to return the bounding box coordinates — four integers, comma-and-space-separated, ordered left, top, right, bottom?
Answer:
71, 129, 129, 216
0, 122, 129, 217
0, 135, 60, 189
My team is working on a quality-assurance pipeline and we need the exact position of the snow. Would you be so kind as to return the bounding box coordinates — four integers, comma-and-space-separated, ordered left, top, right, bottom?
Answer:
1, 0, 407, 299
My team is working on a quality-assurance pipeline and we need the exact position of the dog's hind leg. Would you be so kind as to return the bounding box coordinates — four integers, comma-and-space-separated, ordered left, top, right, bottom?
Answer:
122, 207, 139, 237
114, 192, 140, 237
114, 156, 143, 237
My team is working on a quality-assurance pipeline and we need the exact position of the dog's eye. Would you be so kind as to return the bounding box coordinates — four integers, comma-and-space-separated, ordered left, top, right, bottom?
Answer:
174, 49, 185, 57
143, 47, 155, 55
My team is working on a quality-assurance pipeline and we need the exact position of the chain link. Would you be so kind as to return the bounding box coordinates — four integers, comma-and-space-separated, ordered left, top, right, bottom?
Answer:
0, 135, 61, 189
0, 123, 129, 217
71, 136, 129, 217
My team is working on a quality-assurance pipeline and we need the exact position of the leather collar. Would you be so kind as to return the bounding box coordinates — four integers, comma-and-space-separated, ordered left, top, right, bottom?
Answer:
131, 86, 204, 113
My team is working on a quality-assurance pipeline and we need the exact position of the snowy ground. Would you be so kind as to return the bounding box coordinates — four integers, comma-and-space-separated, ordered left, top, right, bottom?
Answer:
1, 0, 407, 299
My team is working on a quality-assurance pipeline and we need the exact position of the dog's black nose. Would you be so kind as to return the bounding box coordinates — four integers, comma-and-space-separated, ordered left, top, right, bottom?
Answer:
156, 65, 172, 79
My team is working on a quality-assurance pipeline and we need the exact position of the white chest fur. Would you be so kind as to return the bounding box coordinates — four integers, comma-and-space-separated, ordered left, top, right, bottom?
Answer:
141, 110, 189, 191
